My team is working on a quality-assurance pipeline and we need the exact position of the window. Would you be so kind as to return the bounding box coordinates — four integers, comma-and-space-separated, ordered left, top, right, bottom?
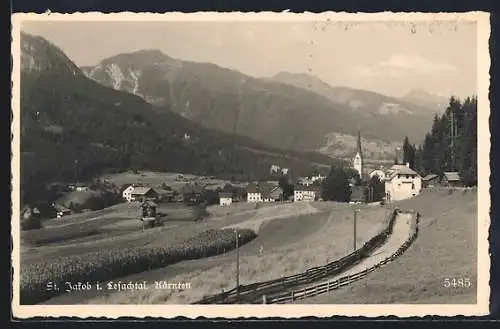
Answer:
406, 175, 409, 179
411, 183, 415, 190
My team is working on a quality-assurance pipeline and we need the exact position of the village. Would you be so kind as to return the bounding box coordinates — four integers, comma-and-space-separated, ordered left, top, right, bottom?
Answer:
30, 129, 467, 224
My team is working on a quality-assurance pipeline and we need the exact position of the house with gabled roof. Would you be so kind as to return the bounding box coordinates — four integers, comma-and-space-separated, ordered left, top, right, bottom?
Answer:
384, 163, 422, 202
130, 186, 158, 202
218, 192, 233, 206
246, 181, 283, 203
442, 172, 463, 188
422, 173, 440, 188
294, 183, 321, 202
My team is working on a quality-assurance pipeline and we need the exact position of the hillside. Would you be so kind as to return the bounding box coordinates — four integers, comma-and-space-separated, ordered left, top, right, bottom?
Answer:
298, 189, 477, 304
400, 89, 450, 112
269, 72, 438, 138
19, 32, 337, 205
82, 50, 432, 154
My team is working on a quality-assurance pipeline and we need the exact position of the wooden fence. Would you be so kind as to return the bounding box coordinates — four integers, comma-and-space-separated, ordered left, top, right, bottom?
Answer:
264, 212, 418, 304
193, 207, 412, 304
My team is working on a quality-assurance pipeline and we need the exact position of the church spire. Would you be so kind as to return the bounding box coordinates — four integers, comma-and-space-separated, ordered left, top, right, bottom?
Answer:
356, 128, 362, 156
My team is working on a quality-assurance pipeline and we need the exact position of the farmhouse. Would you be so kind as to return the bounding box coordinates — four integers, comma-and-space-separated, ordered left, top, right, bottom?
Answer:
422, 173, 440, 188
218, 192, 233, 206
442, 172, 463, 188
246, 182, 283, 203
294, 184, 321, 202
122, 185, 135, 202
130, 187, 159, 202
384, 164, 422, 202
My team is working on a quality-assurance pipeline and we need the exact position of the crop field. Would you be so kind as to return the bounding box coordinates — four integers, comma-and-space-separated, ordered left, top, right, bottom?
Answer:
297, 188, 478, 304
41, 201, 390, 304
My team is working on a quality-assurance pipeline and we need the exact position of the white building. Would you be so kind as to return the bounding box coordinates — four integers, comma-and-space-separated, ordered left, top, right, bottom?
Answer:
219, 192, 233, 206
270, 164, 281, 175
122, 185, 135, 202
246, 182, 282, 203
310, 174, 326, 183
281, 168, 289, 175
384, 164, 422, 202
294, 184, 320, 202
353, 130, 364, 180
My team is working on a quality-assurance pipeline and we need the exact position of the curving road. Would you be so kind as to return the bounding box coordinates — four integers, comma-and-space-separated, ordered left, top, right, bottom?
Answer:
293, 212, 414, 303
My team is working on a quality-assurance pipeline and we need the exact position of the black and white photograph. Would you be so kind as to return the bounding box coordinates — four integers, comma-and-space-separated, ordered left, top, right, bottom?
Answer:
11, 12, 490, 318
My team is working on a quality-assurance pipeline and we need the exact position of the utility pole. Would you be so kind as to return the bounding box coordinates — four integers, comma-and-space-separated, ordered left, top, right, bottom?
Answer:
235, 228, 240, 294
353, 209, 359, 252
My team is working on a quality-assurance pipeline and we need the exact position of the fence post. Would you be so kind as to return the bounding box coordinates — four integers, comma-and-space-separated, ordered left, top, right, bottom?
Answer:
291, 290, 294, 302
326, 281, 330, 292
262, 294, 267, 304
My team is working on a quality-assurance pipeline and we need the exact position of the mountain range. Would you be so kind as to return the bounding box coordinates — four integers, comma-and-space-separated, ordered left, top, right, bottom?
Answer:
18, 32, 337, 205
400, 88, 450, 110
81, 50, 447, 156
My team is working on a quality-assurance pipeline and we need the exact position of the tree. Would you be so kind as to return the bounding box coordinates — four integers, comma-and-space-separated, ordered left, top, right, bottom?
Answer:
278, 176, 294, 200
413, 95, 477, 185
366, 175, 385, 202
321, 165, 351, 202
402, 136, 416, 169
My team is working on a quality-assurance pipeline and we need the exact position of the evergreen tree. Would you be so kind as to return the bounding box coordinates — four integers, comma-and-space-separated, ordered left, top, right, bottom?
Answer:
413, 95, 477, 185
321, 165, 352, 202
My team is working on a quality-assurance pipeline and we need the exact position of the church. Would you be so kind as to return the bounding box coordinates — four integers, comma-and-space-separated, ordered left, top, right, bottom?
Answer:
350, 130, 368, 203
352, 129, 365, 182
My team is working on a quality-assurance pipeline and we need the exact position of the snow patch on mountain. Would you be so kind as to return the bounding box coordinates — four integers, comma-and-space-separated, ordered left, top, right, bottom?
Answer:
378, 102, 413, 115
128, 68, 142, 95
105, 63, 125, 90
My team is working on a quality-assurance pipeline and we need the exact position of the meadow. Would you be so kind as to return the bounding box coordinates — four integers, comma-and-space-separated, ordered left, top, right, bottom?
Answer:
73, 202, 389, 304
297, 188, 478, 304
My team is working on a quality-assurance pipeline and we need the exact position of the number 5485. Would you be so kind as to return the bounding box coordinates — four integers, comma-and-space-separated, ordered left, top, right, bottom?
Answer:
443, 277, 472, 288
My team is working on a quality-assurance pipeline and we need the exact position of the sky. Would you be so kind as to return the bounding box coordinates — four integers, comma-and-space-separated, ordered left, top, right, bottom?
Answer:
21, 19, 477, 99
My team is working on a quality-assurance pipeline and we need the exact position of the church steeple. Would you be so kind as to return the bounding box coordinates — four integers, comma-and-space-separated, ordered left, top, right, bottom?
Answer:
353, 128, 364, 181
356, 129, 363, 157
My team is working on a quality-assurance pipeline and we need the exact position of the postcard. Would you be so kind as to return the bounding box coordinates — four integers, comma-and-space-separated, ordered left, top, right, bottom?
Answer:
11, 11, 491, 318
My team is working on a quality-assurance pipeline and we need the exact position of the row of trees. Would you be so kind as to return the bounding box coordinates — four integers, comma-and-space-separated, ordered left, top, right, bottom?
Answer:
401, 96, 478, 186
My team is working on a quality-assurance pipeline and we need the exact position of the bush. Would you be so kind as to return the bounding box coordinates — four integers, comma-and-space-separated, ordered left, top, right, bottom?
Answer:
20, 228, 257, 305
20, 217, 43, 231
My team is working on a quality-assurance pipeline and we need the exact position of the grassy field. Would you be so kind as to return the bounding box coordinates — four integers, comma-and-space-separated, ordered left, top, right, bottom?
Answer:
21, 202, 261, 265
297, 188, 478, 304
60, 202, 390, 304
99, 170, 240, 191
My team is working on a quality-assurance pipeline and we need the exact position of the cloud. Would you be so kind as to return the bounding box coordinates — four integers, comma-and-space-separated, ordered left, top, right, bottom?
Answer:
351, 54, 457, 77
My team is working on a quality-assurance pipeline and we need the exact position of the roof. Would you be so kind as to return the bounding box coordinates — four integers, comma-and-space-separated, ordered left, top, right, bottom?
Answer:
294, 184, 321, 192
422, 174, 439, 181
140, 200, 157, 208
131, 187, 155, 195
443, 172, 461, 182
218, 192, 233, 198
385, 165, 420, 181
263, 186, 283, 198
